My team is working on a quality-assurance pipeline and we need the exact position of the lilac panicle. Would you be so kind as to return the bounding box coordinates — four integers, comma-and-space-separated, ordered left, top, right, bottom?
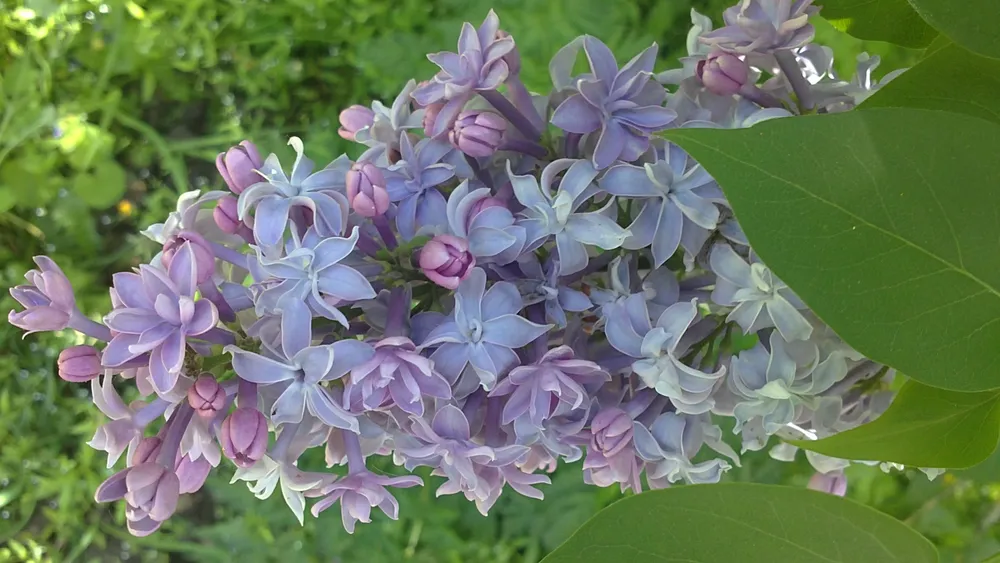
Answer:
550, 36, 675, 169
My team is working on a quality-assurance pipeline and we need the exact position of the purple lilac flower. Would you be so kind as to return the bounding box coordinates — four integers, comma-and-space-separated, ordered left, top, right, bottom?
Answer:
421, 268, 550, 390
238, 137, 352, 247
309, 471, 422, 532
355, 80, 426, 161
250, 226, 375, 337
102, 243, 223, 395
511, 254, 591, 327
8, 256, 99, 337
490, 346, 609, 428
808, 470, 847, 496
88, 374, 169, 468
444, 180, 525, 266
550, 37, 675, 169
412, 10, 514, 137
582, 407, 643, 493
699, 0, 819, 54
509, 159, 630, 275
600, 143, 722, 267
343, 336, 452, 416
385, 133, 457, 240
227, 324, 374, 430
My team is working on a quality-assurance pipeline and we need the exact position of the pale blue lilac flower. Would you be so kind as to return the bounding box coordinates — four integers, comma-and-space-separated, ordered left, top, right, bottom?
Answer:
385, 133, 456, 240
509, 159, 630, 275
421, 268, 550, 390
354, 79, 426, 159
511, 254, 591, 327
444, 180, 525, 265
102, 244, 223, 394
600, 143, 722, 267
808, 470, 847, 496
309, 471, 422, 531
142, 189, 241, 249
605, 295, 725, 414
550, 37, 675, 169
251, 226, 375, 338
227, 325, 375, 430
699, 0, 819, 54
633, 412, 731, 487
88, 375, 170, 468
412, 10, 514, 137
709, 244, 812, 341
490, 346, 610, 428
238, 137, 351, 247
395, 405, 529, 507
343, 336, 452, 416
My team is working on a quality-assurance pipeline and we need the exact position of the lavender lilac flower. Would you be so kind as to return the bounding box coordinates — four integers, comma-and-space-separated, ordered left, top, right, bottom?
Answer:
9, 4, 916, 536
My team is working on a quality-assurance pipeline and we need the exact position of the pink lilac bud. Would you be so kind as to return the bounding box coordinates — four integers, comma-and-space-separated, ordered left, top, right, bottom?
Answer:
338, 105, 375, 141
187, 373, 226, 418
590, 408, 633, 456
418, 235, 475, 290
345, 161, 390, 218
161, 232, 215, 285
215, 141, 263, 195
422, 102, 446, 137
213, 196, 254, 241
808, 471, 847, 497
697, 51, 750, 97
221, 407, 268, 468
449, 111, 507, 158
132, 437, 163, 465
57, 345, 101, 383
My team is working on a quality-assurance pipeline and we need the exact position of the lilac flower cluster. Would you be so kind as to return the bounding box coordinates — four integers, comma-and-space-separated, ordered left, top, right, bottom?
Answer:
10, 3, 912, 535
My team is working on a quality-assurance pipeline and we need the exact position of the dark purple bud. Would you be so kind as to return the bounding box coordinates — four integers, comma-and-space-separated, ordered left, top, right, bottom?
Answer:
57, 345, 101, 383
215, 140, 263, 195
496, 30, 520, 76
697, 51, 750, 97
808, 471, 847, 497
187, 373, 226, 418
418, 235, 475, 290
590, 408, 633, 457
345, 161, 390, 218
132, 437, 163, 465
338, 105, 375, 141
161, 231, 215, 285
213, 195, 254, 242
449, 111, 507, 158
221, 407, 268, 468
422, 102, 446, 137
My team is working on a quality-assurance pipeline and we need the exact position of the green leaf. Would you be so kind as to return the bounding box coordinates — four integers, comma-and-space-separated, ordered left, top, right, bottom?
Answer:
0, 188, 16, 213
862, 42, 1000, 124
540, 483, 937, 563
956, 443, 1000, 483
667, 108, 1000, 392
907, 0, 1000, 59
791, 381, 1000, 468
72, 160, 127, 209
819, 0, 937, 48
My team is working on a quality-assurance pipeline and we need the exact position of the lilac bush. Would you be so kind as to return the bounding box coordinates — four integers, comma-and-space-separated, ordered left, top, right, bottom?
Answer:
10, 4, 915, 536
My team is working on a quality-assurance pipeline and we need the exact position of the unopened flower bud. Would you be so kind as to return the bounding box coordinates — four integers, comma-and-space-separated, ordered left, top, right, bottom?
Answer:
58, 345, 101, 383
174, 454, 212, 494
808, 471, 847, 497
213, 196, 253, 242
161, 231, 215, 285
187, 373, 226, 418
418, 235, 475, 290
345, 161, 390, 218
467, 196, 506, 226
697, 51, 750, 96
216, 141, 263, 195
449, 111, 506, 158
132, 437, 163, 466
338, 105, 375, 141
221, 407, 268, 468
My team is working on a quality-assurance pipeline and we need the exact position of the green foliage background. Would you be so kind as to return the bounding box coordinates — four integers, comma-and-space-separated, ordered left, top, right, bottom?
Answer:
0, 0, 997, 561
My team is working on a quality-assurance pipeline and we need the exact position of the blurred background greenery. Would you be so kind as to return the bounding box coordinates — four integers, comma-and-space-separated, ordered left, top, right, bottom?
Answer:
0, 0, 994, 562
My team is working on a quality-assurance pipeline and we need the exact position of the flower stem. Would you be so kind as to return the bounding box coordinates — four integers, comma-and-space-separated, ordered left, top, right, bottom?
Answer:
527, 304, 548, 362
270, 422, 300, 462
209, 241, 249, 270
374, 215, 398, 250
506, 77, 545, 130
237, 378, 258, 409
156, 403, 194, 467
198, 327, 236, 347
343, 431, 366, 474
481, 90, 541, 141
500, 139, 548, 159
774, 50, 814, 111
563, 133, 582, 158
738, 84, 783, 109
69, 310, 112, 341
384, 287, 409, 337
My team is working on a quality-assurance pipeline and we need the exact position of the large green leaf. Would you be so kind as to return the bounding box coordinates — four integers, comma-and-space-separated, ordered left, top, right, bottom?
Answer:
791, 381, 1000, 468
906, 0, 1000, 59
541, 484, 937, 563
818, 0, 936, 48
956, 444, 1000, 484
667, 108, 1000, 392
862, 42, 1000, 124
